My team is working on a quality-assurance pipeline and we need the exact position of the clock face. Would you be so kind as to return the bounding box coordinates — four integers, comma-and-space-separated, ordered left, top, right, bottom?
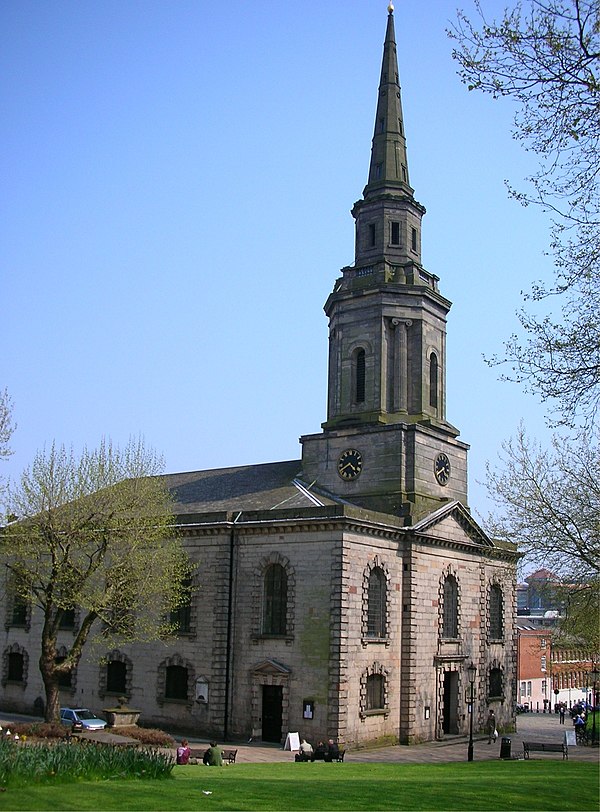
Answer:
434, 453, 451, 486
337, 448, 363, 481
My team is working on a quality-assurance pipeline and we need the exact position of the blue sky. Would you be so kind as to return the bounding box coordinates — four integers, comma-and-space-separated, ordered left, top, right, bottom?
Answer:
1, 0, 555, 522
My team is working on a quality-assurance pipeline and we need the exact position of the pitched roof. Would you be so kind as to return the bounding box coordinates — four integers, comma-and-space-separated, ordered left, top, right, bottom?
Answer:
165, 460, 339, 515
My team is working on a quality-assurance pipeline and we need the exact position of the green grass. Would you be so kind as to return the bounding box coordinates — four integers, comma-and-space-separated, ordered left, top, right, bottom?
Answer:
1, 761, 598, 811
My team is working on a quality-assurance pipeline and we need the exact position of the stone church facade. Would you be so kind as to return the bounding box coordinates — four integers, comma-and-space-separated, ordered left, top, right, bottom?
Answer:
1, 8, 518, 748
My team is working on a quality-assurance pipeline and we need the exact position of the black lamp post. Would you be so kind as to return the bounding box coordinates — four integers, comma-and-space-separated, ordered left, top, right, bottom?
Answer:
467, 662, 477, 762
590, 665, 599, 746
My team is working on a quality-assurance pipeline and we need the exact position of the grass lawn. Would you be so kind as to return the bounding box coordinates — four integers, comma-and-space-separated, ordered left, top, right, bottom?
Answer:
3, 760, 598, 811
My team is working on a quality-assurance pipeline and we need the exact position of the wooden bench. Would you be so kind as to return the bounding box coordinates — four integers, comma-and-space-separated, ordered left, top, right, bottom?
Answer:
296, 749, 345, 762
523, 742, 568, 760
188, 747, 238, 764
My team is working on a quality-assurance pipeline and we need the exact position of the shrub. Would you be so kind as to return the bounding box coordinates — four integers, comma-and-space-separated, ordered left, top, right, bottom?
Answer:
115, 727, 175, 747
10, 722, 66, 740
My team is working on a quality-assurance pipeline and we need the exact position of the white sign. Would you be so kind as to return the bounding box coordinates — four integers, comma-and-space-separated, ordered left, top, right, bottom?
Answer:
284, 731, 300, 751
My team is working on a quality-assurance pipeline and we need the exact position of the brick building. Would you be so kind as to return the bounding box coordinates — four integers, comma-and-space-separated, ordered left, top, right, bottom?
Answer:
516, 625, 551, 712
1, 7, 518, 748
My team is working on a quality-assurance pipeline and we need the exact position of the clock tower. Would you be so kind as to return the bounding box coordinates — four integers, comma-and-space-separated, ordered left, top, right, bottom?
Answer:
301, 5, 469, 522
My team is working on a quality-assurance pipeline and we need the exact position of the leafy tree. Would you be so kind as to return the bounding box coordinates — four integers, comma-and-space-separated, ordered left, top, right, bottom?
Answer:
483, 425, 599, 645
449, 0, 600, 428
2, 437, 191, 722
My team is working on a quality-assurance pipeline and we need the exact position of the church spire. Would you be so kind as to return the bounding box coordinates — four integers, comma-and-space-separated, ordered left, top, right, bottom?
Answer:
364, 3, 411, 198
350, 3, 425, 270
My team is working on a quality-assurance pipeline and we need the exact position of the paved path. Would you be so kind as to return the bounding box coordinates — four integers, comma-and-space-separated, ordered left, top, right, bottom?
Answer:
2, 710, 598, 765
167, 712, 599, 765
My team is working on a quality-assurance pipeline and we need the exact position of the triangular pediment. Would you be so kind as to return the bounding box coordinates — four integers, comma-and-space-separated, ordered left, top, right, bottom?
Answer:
411, 501, 494, 547
252, 658, 291, 676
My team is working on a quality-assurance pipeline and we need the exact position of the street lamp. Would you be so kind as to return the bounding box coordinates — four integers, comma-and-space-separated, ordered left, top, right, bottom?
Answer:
467, 662, 477, 762
590, 665, 599, 747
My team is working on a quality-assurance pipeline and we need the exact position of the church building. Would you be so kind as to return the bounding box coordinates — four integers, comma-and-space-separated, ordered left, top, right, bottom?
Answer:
2, 6, 518, 748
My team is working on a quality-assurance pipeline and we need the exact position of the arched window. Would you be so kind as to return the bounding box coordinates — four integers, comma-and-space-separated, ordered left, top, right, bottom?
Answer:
366, 673, 385, 710
263, 564, 288, 635
165, 665, 188, 700
6, 576, 30, 630
367, 568, 386, 638
2, 644, 28, 687
429, 352, 438, 409
58, 608, 76, 630
106, 660, 127, 695
442, 575, 458, 638
11, 596, 28, 627
355, 349, 366, 404
489, 584, 504, 640
170, 575, 192, 635
489, 667, 503, 699
360, 663, 390, 718
7, 652, 24, 683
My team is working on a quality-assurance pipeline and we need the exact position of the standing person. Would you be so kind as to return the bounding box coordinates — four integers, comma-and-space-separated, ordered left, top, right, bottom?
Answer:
487, 710, 497, 744
176, 738, 191, 764
203, 741, 224, 766
559, 705, 566, 724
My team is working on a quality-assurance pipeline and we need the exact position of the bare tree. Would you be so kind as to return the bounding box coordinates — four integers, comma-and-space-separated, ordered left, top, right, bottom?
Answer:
483, 425, 599, 644
2, 437, 191, 722
0, 388, 15, 478
449, 0, 600, 428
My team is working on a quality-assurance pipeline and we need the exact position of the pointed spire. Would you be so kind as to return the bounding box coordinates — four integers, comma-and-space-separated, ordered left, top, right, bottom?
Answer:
364, 3, 411, 198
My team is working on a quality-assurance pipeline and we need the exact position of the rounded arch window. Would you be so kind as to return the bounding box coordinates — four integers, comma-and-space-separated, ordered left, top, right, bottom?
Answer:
355, 349, 366, 404
263, 563, 288, 635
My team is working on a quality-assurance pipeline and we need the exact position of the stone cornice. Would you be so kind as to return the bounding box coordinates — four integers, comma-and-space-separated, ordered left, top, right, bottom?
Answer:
171, 506, 518, 560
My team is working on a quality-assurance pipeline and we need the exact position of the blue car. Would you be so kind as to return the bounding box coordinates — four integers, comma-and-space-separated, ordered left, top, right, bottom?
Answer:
60, 707, 107, 730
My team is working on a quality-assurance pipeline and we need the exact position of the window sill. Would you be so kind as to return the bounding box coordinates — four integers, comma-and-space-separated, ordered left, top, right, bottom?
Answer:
489, 638, 504, 645
362, 637, 390, 648
252, 633, 294, 643
360, 708, 390, 719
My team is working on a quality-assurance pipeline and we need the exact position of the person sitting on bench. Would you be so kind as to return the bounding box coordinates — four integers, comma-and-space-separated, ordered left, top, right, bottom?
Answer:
203, 741, 223, 766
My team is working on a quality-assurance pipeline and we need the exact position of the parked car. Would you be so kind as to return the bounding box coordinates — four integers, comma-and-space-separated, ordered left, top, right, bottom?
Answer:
516, 703, 530, 714
60, 708, 107, 730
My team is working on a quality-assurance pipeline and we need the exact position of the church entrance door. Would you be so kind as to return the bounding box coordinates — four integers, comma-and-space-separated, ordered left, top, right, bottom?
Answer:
442, 671, 459, 734
261, 685, 283, 742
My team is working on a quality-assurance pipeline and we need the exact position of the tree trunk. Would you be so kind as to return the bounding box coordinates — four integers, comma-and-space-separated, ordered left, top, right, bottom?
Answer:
42, 674, 61, 723
39, 626, 61, 723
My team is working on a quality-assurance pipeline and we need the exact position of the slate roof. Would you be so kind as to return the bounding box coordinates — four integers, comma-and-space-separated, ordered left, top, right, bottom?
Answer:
165, 460, 340, 515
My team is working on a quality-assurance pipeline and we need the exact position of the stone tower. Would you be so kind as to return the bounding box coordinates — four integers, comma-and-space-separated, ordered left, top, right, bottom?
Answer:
301, 5, 469, 522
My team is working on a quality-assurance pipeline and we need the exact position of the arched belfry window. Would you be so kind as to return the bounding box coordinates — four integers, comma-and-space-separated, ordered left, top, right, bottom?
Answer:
355, 349, 366, 404
442, 574, 458, 639
367, 568, 386, 638
429, 352, 438, 409
263, 564, 288, 635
